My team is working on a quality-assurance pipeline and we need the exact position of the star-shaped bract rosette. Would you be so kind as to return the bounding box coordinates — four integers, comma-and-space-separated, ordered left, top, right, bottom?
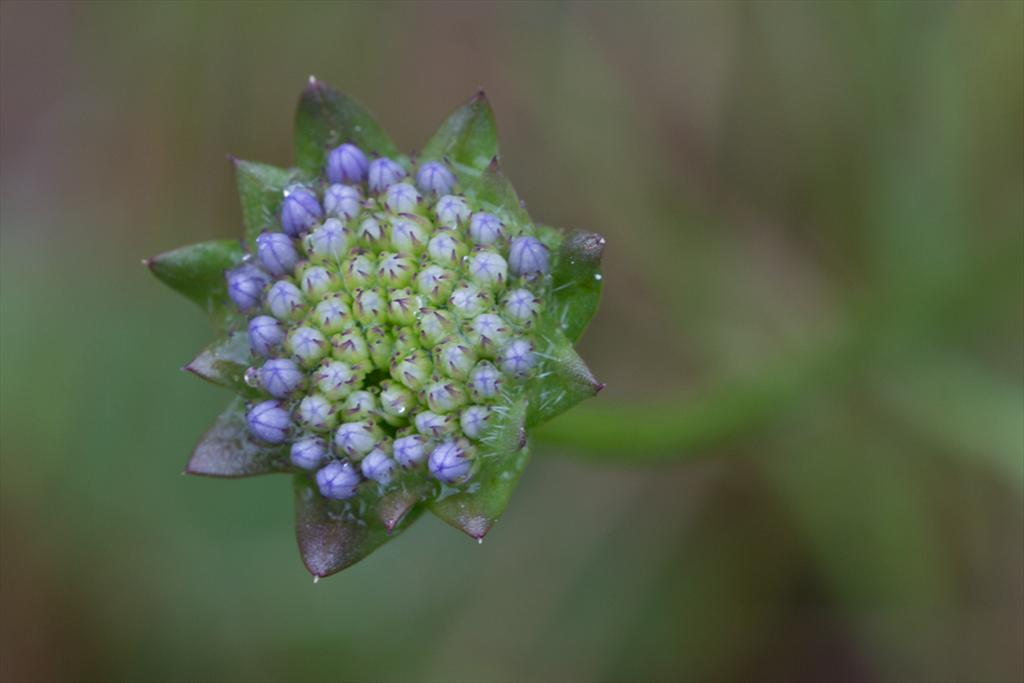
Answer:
146, 78, 605, 578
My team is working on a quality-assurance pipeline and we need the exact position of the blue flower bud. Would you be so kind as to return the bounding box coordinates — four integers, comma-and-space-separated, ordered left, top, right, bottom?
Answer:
331, 328, 370, 365
427, 230, 468, 267
428, 439, 475, 483
364, 325, 394, 368
361, 448, 396, 485
322, 184, 363, 221
256, 232, 300, 276
459, 405, 492, 440
326, 143, 369, 184
246, 400, 291, 444
377, 252, 416, 287
500, 338, 535, 379
467, 249, 508, 290
291, 435, 328, 470
355, 215, 388, 251
260, 357, 304, 398
391, 349, 433, 391
305, 218, 351, 263
226, 264, 270, 312
280, 186, 323, 237
435, 195, 471, 226
342, 390, 377, 422
415, 307, 455, 346
467, 313, 510, 355
297, 393, 338, 432
266, 280, 306, 321
416, 161, 456, 196
393, 434, 429, 468
313, 359, 359, 400
416, 265, 456, 305
469, 212, 506, 246
435, 339, 477, 380
393, 326, 418, 355
415, 410, 457, 438
353, 288, 388, 325
387, 288, 421, 326
385, 182, 421, 214
508, 236, 550, 278
368, 157, 406, 193
502, 288, 541, 325
426, 380, 467, 413
342, 249, 377, 290
334, 420, 380, 459
316, 460, 361, 500
311, 294, 352, 334
389, 214, 429, 255
449, 285, 491, 318
379, 380, 416, 423
287, 326, 328, 367
468, 361, 504, 402
300, 265, 339, 299
248, 315, 285, 357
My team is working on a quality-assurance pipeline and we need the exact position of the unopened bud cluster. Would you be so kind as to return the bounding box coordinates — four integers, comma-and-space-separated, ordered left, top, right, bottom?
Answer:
226, 144, 550, 500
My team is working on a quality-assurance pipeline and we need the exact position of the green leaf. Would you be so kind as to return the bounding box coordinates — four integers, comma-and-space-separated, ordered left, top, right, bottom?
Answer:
186, 397, 291, 478
294, 475, 422, 578
420, 91, 498, 178
526, 327, 603, 428
464, 158, 531, 226
183, 330, 258, 396
294, 77, 397, 176
232, 159, 300, 252
146, 239, 245, 328
550, 230, 606, 342
429, 396, 529, 540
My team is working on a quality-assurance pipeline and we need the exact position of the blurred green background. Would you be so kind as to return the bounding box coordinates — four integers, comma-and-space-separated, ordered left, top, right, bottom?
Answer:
1, 2, 1021, 681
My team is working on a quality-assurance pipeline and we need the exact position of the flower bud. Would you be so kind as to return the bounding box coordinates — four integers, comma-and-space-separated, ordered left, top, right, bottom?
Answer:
256, 232, 299, 276
379, 380, 416, 423
500, 338, 535, 379
368, 157, 406, 193
331, 328, 370, 365
311, 294, 352, 334
468, 361, 504, 401
305, 218, 350, 263
226, 264, 270, 312
377, 252, 415, 287
313, 359, 359, 400
361, 448, 397, 485
508, 236, 550, 278
415, 411, 457, 438
316, 460, 361, 500
246, 400, 291, 444
387, 288, 421, 326
428, 439, 475, 484
435, 195, 471, 226
459, 405, 492, 440
260, 357, 304, 398
449, 285, 491, 318
502, 288, 541, 325
469, 212, 506, 246
280, 185, 323, 237
385, 182, 421, 214
467, 313, 510, 355
334, 420, 380, 459
355, 215, 388, 252
291, 435, 328, 470
393, 434, 429, 468
427, 230, 468, 267
342, 249, 377, 290
416, 265, 456, 305
416, 161, 456, 196
265, 280, 305, 321
326, 143, 369, 184
300, 265, 339, 299
435, 339, 477, 380
287, 326, 328, 367
364, 324, 394, 368
391, 349, 433, 391
322, 184, 362, 221
426, 380, 467, 413
351, 288, 386, 325
248, 315, 285, 357
393, 326, 418, 355
415, 307, 455, 346
467, 249, 508, 290
342, 390, 377, 422
389, 214, 429, 255
298, 393, 338, 432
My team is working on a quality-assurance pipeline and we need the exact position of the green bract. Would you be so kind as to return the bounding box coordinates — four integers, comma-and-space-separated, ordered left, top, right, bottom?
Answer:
147, 78, 604, 578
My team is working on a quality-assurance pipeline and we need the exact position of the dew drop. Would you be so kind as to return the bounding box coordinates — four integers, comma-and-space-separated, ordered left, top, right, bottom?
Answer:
244, 366, 261, 387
